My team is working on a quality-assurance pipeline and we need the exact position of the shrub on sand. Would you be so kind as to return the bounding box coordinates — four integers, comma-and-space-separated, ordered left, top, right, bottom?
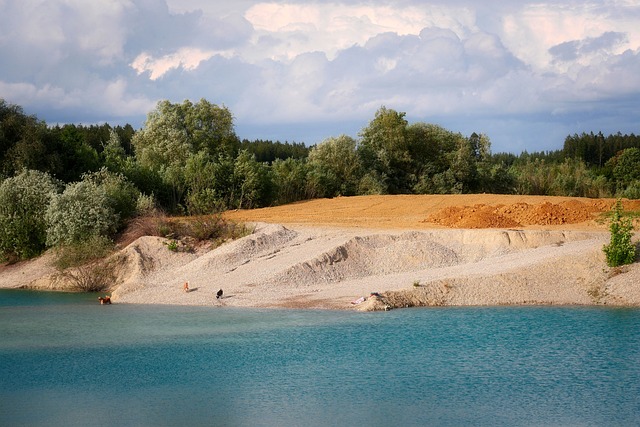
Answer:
603, 200, 636, 267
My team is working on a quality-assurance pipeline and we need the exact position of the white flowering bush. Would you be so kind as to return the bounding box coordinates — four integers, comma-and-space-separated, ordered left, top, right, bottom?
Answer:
0, 170, 60, 260
46, 180, 119, 246
83, 168, 140, 228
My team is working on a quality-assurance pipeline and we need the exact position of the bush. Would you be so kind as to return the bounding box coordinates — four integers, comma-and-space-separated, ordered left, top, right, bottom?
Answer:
64, 258, 119, 292
0, 170, 60, 261
84, 168, 140, 228
357, 172, 387, 195
52, 235, 114, 270
621, 181, 640, 200
53, 234, 117, 293
136, 193, 158, 216
46, 180, 119, 246
186, 187, 223, 215
603, 200, 636, 267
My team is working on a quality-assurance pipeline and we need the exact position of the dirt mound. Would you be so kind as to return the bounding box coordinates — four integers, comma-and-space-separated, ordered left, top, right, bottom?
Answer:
426, 200, 610, 228
425, 205, 521, 229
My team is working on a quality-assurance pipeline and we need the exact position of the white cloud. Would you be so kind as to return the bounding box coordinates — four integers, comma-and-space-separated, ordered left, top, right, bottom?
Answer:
131, 48, 220, 80
500, 2, 640, 72
242, 2, 475, 61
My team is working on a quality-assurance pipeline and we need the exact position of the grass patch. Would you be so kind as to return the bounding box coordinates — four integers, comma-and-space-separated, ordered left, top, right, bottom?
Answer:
118, 213, 253, 249
116, 212, 254, 254
596, 207, 640, 225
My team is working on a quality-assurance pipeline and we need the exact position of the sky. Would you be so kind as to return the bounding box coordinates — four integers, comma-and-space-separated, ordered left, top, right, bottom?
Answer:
1, 0, 639, 153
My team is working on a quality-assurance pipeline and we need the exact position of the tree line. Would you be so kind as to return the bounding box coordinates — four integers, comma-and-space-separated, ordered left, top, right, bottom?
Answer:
1, 97, 639, 261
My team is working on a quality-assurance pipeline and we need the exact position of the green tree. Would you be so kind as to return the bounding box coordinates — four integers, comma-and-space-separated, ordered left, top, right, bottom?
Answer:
307, 135, 361, 197
239, 139, 309, 163
475, 160, 515, 194
132, 99, 240, 210
357, 171, 388, 195
0, 100, 59, 179
406, 123, 458, 188
183, 151, 269, 214
610, 147, 640, 194
133, 99, 239, 166
305, 166, 338, 199
53, 125, 101, 182
0, 170, 61, 260
511, 158, 554, 195
271, 158, 309, 205
406, 124, 481, 194
3, 125, 49, 176
184, 151, 218, 215
232, 150, 271, 209
0, 99, 39, 177
102, 129, 128, 173
358, 107, 411, 193
549, 158, 601, 197
448, 136, 478, 193
83, 168, 140, 228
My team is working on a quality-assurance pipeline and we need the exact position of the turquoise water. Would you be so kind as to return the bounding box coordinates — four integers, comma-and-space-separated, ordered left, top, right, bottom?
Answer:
1, 290, 639, 426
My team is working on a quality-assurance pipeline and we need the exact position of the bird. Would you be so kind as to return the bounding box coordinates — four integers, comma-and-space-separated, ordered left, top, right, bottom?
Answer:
216, 289, 223, 299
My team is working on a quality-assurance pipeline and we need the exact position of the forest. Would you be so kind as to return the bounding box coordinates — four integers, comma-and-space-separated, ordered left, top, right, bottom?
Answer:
1, 97, 639, 262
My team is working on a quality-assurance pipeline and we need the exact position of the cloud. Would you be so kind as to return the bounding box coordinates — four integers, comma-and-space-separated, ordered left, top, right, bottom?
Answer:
131, 48, 220, 80
549, 31, 629, 62
1, 0, 639, 153
0, 78, 155, 123
242, 2, 475, 60
122, 0, 204, 54
499, 2, 640, 72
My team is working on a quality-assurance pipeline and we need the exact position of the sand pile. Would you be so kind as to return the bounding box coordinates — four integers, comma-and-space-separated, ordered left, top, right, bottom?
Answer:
425, 200, 610, 228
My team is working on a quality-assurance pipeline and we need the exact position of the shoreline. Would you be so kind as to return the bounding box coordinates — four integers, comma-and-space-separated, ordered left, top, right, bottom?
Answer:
4, 222, 638, 311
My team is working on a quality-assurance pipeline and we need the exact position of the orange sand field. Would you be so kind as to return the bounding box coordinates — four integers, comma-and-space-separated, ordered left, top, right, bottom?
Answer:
224, 194, 640, 231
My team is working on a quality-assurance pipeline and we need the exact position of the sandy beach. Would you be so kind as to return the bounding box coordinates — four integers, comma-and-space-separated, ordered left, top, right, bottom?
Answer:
2, 194, 639, 310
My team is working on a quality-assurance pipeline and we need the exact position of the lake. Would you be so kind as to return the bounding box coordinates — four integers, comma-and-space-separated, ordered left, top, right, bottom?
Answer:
1, 290, 639, 426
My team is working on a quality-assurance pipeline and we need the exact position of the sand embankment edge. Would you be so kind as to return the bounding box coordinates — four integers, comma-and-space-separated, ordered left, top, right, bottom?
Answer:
2, 222, 639, 311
